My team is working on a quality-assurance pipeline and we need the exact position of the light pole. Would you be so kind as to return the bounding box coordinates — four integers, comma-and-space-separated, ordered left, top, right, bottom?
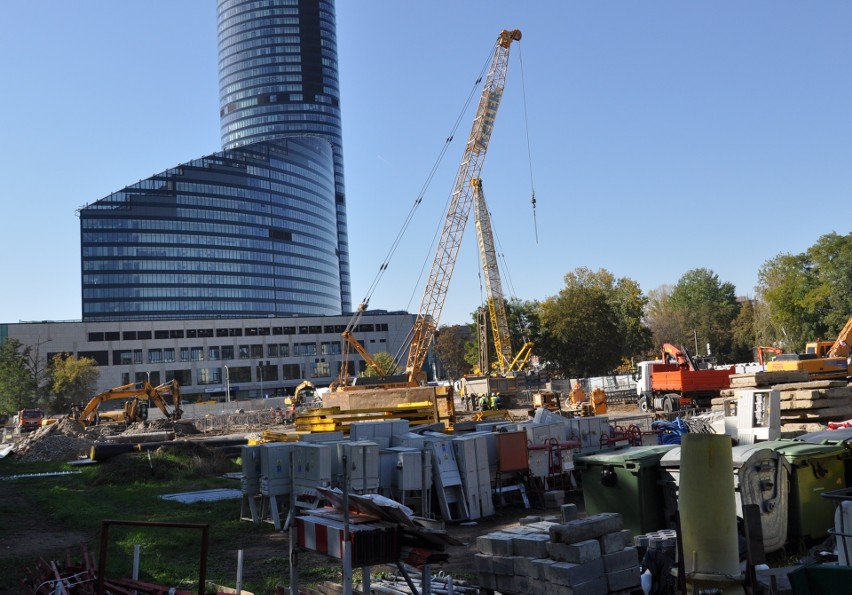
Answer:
224, 365, 230, 404
258, 362, 264, 398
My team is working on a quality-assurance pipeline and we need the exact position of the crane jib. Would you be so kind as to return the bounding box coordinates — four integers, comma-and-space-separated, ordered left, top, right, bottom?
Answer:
405, 29, 520, 381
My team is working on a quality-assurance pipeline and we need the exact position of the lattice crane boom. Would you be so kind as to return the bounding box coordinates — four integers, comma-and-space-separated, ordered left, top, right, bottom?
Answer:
405, 29, 521, 383
472, 178, 514, 374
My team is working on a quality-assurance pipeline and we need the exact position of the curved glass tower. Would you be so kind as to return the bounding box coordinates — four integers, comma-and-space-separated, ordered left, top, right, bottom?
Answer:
218, 0, 351, 311
81, 138, 341, 321
80, 0, 352, 321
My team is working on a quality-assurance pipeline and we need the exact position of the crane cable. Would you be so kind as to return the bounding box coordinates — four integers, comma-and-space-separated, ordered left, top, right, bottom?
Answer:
358, 54, 491, 322
388, 51, 495, 368
517, 40, 538, 244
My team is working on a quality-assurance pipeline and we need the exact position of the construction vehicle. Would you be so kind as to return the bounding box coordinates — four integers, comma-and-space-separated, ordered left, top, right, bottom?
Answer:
565, 386, 608, 417
635, 343, 735, 413
16, 408, 44, 433
76, 380, 183, 427
767, 316, 852, 379
756, 346, 784, 366
532, 390, 562, 412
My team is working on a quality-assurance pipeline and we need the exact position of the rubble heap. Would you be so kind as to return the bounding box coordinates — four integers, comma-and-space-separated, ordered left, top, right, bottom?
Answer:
15, 419, 94, 463
475, 506, 640, 594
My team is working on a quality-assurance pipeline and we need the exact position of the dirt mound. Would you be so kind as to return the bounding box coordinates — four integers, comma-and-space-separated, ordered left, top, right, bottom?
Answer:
15, 420, 95, 462
123, 419, 201, 436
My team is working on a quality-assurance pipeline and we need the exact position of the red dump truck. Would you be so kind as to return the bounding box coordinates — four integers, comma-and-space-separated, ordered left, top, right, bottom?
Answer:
16, 408, 44, 433
635, 344, 734, 413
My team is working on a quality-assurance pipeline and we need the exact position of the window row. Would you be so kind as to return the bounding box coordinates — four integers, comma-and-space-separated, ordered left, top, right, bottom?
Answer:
111, 342, 349, 365
119, 360, 344, 387
90, 323, 387, 344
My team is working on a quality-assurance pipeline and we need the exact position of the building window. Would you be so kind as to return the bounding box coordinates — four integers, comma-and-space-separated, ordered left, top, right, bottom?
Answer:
320, 341, 341, 355
105, 332, 120, 341
135, 372, 149, 384
88, 332, 104, 342
164, 348, 175, 363
191, 347, 204, 361
197, 367, 222, 385
187, 329, 197, 339
137, 331, 152, 340
282, 363, 301, 379
121, 372, 130, 384
115, 350, 133, 365
149, 371, 161, 386
170, 330, 184, 339
149, 349, 163, 364
155, 330, 170, 340
180, 347, 190, 362
268, 344, 279, 357
222, 345, 234, 360
229, 366, 251, 383
250, 344, 263, 358
209, 346, 221, 361
123, 331, 137, 340
295, 342, 317, 356
166, 369, 192, 386
239, 345, 250, 359
312, 359, 330, 377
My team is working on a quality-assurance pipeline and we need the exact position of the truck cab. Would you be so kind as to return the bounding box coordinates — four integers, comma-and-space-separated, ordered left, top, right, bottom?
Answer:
17, 408, 44, 433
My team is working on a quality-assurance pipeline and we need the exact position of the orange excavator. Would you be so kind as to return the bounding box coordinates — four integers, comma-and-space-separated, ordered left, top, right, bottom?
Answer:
756, 346, 784, 366
76, 380, 182, 427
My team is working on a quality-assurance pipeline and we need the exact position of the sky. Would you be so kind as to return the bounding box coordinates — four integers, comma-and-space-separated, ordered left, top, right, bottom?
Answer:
1, 1, 849, 327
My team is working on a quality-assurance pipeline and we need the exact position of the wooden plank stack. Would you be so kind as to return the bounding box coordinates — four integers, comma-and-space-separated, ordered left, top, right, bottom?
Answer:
294, 403, 437, 434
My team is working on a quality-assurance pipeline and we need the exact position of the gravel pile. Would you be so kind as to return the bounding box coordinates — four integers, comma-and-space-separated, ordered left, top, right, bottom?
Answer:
15, 419, 95, 463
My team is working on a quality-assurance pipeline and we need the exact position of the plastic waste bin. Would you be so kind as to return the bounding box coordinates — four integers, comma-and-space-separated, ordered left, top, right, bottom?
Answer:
739, 440, 848, 540
658, 444, 791, 553
798, 427, 852, 489
575, 445, 676, 536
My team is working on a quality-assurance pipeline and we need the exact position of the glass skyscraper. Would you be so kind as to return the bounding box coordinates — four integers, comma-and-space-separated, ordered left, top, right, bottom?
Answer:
80, 0, 351, 321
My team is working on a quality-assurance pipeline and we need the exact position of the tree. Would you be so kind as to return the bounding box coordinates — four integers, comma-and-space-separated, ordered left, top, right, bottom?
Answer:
0, 339, 37, 413
645, 285, 688, 351
467, 299, 540, 373
667, 268, 739, 361
758, 232, 852, 351
433, 325, 473, 380
46, 355, 100, 414
536, 267, 649, 377
359, 352, 399, 377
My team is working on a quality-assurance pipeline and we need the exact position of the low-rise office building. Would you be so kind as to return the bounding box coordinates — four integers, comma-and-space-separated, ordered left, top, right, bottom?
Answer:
1, 311, 417, 402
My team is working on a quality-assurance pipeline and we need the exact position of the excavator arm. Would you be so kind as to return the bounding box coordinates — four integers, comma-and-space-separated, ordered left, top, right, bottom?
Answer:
78, 382, 152, 426
153, 380, 183, 421
661, 343, 697, 371
827, 317, 852, 359
405, 29, 522, 383
756, 346, 784, 365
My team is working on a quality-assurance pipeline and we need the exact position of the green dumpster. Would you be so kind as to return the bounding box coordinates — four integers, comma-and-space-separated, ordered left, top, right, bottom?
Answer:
575, 445, 676, 536
740, 440, 848, 540
798, 427, 852, 489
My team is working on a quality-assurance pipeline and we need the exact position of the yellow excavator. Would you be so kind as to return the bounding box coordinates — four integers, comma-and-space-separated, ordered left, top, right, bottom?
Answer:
767, 316, 852, 379
76, 380, 183, 427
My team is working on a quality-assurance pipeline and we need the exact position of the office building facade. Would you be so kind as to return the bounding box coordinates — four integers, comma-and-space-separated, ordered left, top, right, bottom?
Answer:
2, 311, 414, 399
80, 0, 351, 321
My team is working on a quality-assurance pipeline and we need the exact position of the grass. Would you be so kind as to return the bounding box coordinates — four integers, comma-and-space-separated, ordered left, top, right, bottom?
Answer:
0, 445, 299, 594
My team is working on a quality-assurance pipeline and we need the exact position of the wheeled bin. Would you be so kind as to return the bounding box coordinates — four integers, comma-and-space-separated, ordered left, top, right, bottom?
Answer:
575, 445, 676, 536
739, 440, 848, 540
659, 444, 791, 553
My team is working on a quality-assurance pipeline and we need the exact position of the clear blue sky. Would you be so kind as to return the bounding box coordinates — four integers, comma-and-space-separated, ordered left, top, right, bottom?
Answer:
1, 1, 849, 327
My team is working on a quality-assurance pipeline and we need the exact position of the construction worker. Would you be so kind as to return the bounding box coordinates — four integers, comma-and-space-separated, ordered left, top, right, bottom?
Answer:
489, 392, 498, 410
478, 393, 489, 411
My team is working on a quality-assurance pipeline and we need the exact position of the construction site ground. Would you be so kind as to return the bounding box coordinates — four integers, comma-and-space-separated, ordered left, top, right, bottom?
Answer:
1, 403, 639, 592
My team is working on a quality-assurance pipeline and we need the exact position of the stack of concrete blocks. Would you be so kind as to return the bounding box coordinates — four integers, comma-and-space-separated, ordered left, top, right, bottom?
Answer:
773, 380, 852, 434
475, 508, 641, 594
634, 529, 677, 559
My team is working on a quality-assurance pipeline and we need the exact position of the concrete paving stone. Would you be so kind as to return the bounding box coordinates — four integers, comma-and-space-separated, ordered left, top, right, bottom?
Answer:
477, 570, 497, 591
542, 515, 561, 523
527, 577, 547, 594
520, 515, 543, 525
547, 538, 601, 563
561, 503, 579, 522
490, 554, 519, 575
606, 566, 642, 592
530, 557, 557, 580
544, 490, 566, 507
547, 558, 605, 587
512, 533, 551, 558
600, 529, 631, 554
603, 547, 640, 573
502, 525, 542, 535
476, 532, 515, 556
498, 573, 530, 594
474, 553, 491, 574
525, 520, 559, 533
549, 512, 624, 544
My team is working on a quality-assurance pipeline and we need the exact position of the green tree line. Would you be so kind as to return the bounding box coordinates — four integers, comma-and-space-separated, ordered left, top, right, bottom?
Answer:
432, 231, 850, 380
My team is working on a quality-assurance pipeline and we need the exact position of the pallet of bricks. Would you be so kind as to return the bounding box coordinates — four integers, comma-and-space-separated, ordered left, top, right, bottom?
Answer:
293, 403, 436, 434
724, 371, 852, 435
475, 504, 642, 594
